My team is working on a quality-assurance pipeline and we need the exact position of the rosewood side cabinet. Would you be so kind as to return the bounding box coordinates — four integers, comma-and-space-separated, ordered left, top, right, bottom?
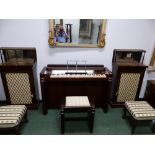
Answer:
145, 80, 155, 109
0, 47, 39, 109
111, 49, 147, 107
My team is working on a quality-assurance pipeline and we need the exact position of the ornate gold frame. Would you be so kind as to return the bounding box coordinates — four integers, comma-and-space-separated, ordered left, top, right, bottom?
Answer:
48, 19, 106, 48
148, 47, 155, 71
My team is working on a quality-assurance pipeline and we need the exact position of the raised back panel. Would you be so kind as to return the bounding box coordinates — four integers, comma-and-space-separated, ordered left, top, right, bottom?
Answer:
112, 49, 145, 64
5, 73, 32, 104
117, 73, 140, 102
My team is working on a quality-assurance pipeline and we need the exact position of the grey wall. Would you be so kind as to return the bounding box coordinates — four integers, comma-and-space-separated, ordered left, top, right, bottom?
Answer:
0, 19, 155, 100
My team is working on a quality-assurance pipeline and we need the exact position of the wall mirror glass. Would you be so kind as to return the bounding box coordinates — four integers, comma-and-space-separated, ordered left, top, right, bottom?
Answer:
48, 19, 106, 48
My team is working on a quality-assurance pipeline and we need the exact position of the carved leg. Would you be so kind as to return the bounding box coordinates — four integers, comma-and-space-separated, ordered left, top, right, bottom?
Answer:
102, 106, 108, 113
61, 108, 65, 134
43, 107, 48, 115
87, 112, 91, 132
89, 107, 95, 133
152, 121, 155, 133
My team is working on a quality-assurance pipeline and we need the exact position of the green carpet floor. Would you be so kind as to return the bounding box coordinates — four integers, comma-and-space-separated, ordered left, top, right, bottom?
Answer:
19, 106, 155, 135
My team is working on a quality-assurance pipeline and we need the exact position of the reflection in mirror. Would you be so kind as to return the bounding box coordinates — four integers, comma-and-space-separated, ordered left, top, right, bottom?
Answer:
54, 19, 101, 44
49, 19, 106, 48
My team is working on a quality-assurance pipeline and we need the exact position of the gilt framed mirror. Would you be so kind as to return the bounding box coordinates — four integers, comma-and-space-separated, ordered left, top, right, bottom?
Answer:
48, 19, 106, 48
148, 47, 155, 71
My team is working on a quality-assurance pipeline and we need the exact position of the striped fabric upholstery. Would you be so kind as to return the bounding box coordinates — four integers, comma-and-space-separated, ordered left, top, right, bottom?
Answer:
125, 101, 155, 120
66, 96, 90, 107
0, 105, 27, 128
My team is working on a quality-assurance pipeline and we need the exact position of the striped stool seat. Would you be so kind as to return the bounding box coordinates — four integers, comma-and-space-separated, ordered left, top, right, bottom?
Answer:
66, 96, 91, 107
0, 105, 27, 134
123, 101, 155, 134
125, 101, 155, 120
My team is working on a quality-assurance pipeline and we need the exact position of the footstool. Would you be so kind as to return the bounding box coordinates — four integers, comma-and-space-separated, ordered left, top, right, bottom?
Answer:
60, 96, 95, 134
122, 101, 155, 134
0, 105, 27, 134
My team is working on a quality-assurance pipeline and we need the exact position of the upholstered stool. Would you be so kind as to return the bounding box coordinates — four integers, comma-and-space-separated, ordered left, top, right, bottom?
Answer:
60, 96, 95, 134
0, 105, 27, 134
122, 101, 155, 134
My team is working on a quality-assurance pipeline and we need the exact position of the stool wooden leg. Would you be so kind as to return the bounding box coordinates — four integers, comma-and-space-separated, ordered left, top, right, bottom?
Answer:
131, 119, 137, 134
122, 107, 126, 119
152, 121, 155, 133
61, 108, 65, 134
15, 126, 20, 135
88, 112, 91, 132
89, 107, 95, 133
24, 112, 28, 123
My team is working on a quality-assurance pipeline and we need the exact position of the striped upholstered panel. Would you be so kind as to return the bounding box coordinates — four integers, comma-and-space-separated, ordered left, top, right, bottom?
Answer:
5, 73, 32, 104
0, 105, 27, 128
125, 101, 155, 120
66, 96, 90, 107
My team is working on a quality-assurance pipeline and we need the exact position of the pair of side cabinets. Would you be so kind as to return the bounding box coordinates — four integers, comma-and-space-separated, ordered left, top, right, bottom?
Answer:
0, 48, 150, 109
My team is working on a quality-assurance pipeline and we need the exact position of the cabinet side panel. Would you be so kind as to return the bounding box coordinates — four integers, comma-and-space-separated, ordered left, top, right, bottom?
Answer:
5, 73, 32, 104
117, 73, 140, 102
